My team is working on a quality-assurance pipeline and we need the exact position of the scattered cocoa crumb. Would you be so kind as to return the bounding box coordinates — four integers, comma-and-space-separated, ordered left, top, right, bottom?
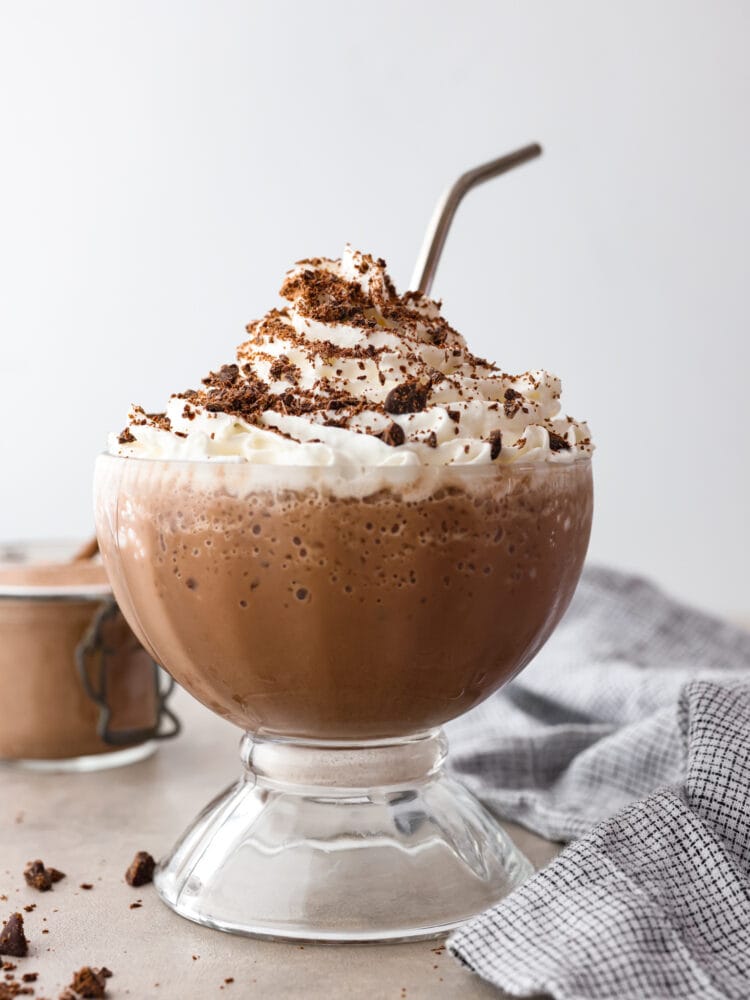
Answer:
489, 429, 503, 460
117, 428, 135, 445
23, 862, 65, 893
503, 387, 524, 419
548, 430, 571, 452
20, 975, 36, 984
383, 379, 429, 415
0, 915, 27, 958
20, 908, 33, 915
269, 355, 300, 385
377, 422, 405, 447
79, 885, 93, 892
124, 852, 155, 888
224, 978, 234, 985
128, 903, 141, 910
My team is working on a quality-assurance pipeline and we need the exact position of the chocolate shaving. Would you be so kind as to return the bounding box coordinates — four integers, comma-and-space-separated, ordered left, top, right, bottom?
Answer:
503, 387, 524, 419
378, 422, 405, 447
204, 364, 240, 387
489, 430, 503, 460
269, 355, 300, 384
145, 412, 171, 432
548, 430, 571, 452
383, 380, 429, 415
279, 268, 372, 325
117, 428, 135, 445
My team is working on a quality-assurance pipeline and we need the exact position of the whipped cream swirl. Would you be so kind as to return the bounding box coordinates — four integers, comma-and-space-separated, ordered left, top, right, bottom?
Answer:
110, 247, 592, 469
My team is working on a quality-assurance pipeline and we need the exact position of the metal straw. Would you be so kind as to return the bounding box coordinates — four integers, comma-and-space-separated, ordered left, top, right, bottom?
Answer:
409, 143, 542, 296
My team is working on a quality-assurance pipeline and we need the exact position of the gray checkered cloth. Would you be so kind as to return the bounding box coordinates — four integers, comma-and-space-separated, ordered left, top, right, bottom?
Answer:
447, 566, 750, 999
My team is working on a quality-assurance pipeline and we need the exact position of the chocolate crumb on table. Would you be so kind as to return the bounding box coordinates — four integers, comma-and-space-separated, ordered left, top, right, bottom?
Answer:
0, 915, 27, 959
61, 966, 110, 999
124, 852, 155, 887
0, 985, 34, 998
23, 862, 65, 893
78, 885, 93, 891
20, 975, 36, 984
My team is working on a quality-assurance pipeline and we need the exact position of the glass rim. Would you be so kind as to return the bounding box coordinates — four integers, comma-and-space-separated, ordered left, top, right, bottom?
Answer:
0, 539, 112, 600
96, 451, 593, 473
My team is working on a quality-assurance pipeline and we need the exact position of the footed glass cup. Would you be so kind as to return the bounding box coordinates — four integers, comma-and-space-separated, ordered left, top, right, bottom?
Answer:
95, 455, 593, 942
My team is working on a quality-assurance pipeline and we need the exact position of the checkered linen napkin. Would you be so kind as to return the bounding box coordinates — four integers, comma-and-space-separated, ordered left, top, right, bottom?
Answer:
446, 567, 750, 999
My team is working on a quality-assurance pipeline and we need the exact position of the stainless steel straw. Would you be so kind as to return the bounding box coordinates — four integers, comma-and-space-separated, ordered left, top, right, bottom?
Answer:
409, 143, 542, 296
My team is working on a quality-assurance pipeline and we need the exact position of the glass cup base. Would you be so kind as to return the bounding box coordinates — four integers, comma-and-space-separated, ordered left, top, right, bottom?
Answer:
154, 730, 533, 943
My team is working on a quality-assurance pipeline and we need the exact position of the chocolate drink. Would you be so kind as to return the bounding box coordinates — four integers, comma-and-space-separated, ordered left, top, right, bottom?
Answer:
0, 555, 159, 760
96, 459, 592, 740
100, 248, 594, 743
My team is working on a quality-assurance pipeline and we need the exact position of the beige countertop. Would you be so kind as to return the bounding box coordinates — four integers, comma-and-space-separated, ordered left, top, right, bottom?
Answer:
0, 688, 559, 999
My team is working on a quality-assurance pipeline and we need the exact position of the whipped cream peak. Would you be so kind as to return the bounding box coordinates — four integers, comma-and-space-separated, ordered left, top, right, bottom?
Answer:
110, 246, 592, 470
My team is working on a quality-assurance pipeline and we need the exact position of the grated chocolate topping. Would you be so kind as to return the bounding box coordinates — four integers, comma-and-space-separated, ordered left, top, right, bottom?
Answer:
114, 247, 592, 464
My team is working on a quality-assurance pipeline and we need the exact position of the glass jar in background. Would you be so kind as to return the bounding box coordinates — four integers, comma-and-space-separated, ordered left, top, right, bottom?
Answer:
0, 541, 180, 771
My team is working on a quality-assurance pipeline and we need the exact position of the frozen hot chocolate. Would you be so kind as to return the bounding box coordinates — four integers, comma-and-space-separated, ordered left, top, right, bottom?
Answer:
97, 248, 593, 740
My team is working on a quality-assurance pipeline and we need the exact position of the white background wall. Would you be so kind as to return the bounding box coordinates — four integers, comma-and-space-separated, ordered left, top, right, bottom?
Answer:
1, 0, 748, 615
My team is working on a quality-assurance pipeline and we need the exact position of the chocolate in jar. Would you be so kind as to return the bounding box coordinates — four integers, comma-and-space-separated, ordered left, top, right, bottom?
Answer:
0, 543, 179, 767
